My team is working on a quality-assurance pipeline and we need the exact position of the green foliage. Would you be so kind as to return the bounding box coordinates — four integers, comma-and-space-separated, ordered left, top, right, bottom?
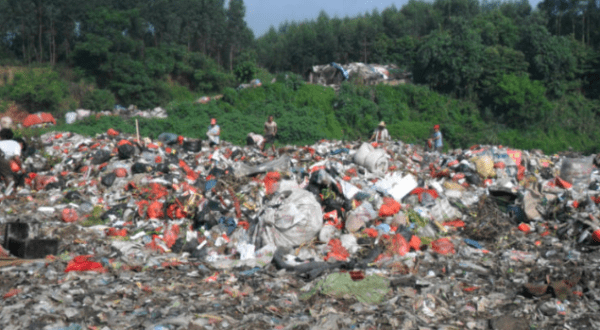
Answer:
81, 89, 116, 111
492, 74, 552, 127
5, 68, 69, 113
234, 61, 257, 83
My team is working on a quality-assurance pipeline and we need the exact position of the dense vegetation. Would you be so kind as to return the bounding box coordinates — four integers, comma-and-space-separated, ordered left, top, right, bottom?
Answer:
1, 0, 600, 154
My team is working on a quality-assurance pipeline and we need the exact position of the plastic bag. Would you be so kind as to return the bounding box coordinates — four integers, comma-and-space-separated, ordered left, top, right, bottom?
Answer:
378, 197, 401, 217
158, 132, 178, 145
132, 162, 153, 174
253, 189, 323, 249
560, 156, 593, 193
118, 144, 135, 159
264, 172, 281, 195
65, 255, 105, 273
114, 168, 128, 178
101, 172, 117, 187
472, 156, 496, 178
183, 140, 202, 152
163, 224, 180, 248
147, 201, 164, 219
61, 208, 78, 223
91, 149, 112, 165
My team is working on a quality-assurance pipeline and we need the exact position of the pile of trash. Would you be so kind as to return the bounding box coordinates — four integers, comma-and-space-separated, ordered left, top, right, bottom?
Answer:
64, 105, 168, 125
309, 62, 411, 88
2, 132, 600, 329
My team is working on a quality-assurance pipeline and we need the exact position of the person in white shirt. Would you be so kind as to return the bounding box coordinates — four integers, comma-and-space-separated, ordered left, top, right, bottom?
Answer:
206, 118, 220, 147
0, 129, 24, 193
370, 121, 390, 142
246, 132, 265, 150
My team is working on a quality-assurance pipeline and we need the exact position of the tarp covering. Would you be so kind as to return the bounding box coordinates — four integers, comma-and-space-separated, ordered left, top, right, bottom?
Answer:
22, 113, 57, 127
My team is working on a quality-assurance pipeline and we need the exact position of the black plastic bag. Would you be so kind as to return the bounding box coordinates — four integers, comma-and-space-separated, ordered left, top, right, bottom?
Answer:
91, 150, 112, 165
183, 140, 202, 153
101, 172, 117, 187
131, 162, 153, 174
118, 144, 135, 159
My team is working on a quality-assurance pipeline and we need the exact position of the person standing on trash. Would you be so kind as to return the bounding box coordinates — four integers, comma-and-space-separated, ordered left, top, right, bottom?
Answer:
263, 115, 278, 153
429, 124, 443, 152
0, 129, 23, 193
369, 121, 389, 143
206, 118, 220, 147
246, 132, 265, 150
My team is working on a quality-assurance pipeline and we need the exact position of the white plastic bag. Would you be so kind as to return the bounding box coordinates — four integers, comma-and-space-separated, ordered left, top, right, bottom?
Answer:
255, 189, 323, 249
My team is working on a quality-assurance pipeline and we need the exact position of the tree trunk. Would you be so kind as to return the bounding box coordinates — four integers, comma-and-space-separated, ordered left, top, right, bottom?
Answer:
38, 6, 43, 63
582, 14, 585, 44
21, 20, 26, 63
229, 45, 233, 72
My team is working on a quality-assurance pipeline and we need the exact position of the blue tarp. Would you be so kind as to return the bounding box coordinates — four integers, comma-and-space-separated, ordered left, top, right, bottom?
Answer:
331, 62, 349, 80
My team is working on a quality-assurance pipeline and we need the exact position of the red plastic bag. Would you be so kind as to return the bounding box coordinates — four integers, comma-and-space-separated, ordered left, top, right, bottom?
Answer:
518, 223, 531, 233
65, 255, 105, 273
324, 238, 350, 261
107, 128, 119, 136
166, 203, 187, 219
264, 172, 281, 195
106, 228, 127, 237
9, 160, 20, 172
409, 235, 421, 251
163, 224, 180, 248
517, 165, 526, 181
136, 200, 149, 217
117, 139, 131, 146
431, 238, 455, 255
61, 208, 78, 223
363, 228, 378, 238
147, 201, 164, 219
148, 183, 168, 200
555, 177, 573, 189
114, 168, 128, 177
378, 197, 401, 217
34, 175, 58, 191
390, 234, 409, 256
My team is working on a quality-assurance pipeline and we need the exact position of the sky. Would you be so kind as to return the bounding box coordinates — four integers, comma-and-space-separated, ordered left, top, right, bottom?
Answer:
242, 0, 544, 38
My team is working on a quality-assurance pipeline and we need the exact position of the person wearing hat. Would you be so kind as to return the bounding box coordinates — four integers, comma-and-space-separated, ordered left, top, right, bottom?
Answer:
430, 124, 443, 152
370, 121, 389, 142
206, 118, 220, 147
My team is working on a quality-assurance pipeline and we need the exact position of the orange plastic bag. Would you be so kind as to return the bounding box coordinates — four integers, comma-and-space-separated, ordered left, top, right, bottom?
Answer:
61, 208, 78, 223
65, 255, 105, 273
107, 128, 119, 136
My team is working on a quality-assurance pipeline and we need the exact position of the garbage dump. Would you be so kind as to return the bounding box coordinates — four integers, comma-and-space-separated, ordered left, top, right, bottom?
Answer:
2, 133, 600, 329
309, 62, 411, 88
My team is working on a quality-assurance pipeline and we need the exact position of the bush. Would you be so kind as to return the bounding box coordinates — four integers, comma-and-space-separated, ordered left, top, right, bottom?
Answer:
234, 61, 257, 83
7, 68, 69, 113
81, 89, 116, 111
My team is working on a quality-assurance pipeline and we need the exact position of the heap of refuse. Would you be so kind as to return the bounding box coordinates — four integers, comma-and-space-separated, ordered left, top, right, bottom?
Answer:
2, 131, 600, 329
